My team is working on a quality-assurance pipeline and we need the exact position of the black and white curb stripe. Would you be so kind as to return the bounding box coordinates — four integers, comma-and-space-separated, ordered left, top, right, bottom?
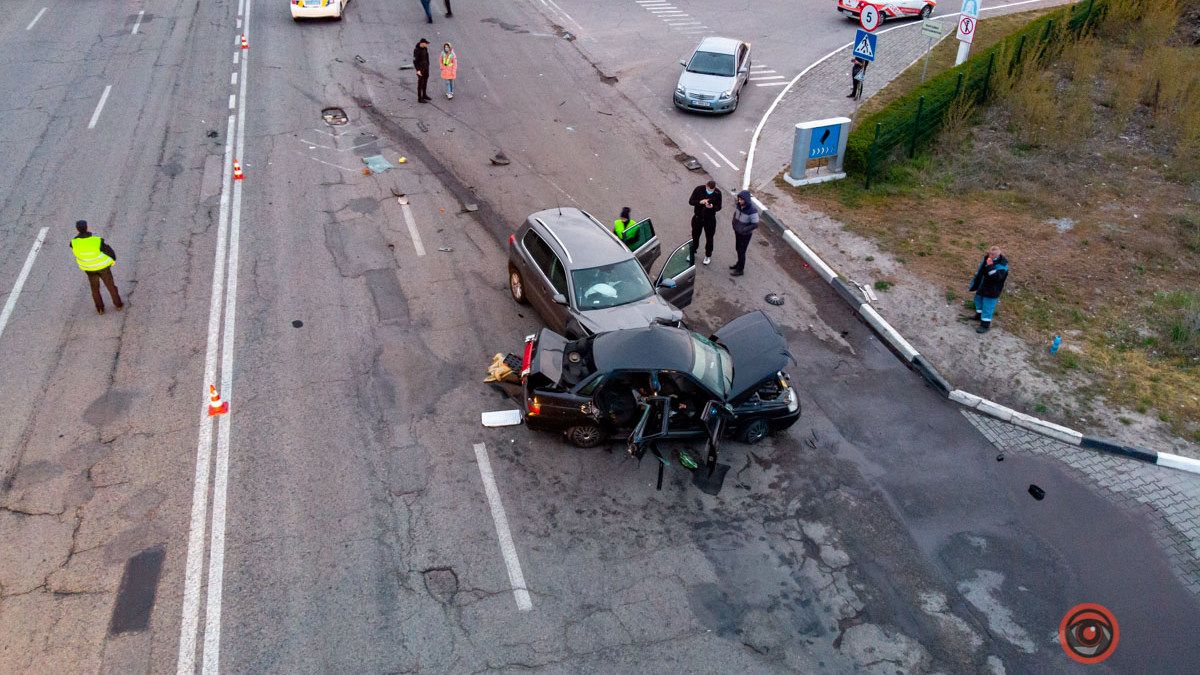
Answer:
747, 195, 1200, 477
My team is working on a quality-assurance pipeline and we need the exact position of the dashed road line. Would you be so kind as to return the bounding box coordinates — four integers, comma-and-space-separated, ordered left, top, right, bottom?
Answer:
87, 85, 112, 129
701, 151, 722, 169
399, 201, 427, 256
26, 7, 47, 30
703, 138, 739, 171
0, 228, 49, 342
228, 94, 236, 109
755, 81, 790, 87
472, 443, 533, 612
132, 9, 145, 34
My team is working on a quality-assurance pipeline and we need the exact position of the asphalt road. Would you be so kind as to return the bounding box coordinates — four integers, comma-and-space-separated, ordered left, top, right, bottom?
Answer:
1, 0, 1197, 673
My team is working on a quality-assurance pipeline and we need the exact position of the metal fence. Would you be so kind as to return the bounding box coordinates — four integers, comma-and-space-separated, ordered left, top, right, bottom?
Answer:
859, 0, 1102, 187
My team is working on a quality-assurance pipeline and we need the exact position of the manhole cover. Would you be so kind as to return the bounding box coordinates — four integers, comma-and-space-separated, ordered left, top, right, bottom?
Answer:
321, 107, 348, 125
764, 293, 785, 306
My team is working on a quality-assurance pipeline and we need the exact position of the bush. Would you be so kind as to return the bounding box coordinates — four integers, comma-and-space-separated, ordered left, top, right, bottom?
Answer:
845, 1, 1104, 178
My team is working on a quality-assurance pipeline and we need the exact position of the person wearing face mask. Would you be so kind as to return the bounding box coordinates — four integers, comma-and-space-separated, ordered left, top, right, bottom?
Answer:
440, 42, 457, 99
687, 180, 722, 265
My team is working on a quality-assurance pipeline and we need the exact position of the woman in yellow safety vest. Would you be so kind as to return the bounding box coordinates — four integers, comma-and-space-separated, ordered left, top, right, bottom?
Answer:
613, 206, 638, 243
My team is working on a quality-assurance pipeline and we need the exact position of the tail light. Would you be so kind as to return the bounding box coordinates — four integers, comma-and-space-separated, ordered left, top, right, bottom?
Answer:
527, 397, 542, 416
520, 334, 536, 378
508, 234, 516, 249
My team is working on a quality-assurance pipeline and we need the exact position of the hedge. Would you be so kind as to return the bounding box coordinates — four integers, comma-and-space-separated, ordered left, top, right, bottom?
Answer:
844, 0, 1105, 183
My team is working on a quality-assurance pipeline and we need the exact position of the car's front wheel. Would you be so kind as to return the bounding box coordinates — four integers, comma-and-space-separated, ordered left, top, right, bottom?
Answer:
737, 418, 770, 444
919, 4, 932, 18
508, 265, 529, 304
566, 425, 604, 448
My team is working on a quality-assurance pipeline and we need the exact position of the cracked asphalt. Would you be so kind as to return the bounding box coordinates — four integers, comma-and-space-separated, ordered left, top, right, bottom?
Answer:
1, 0, 1198, 673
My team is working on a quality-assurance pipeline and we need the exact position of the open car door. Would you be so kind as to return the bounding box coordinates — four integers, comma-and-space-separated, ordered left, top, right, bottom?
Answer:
699, 401, 735, 477
623, 218, 661, 272
655, 241, 697, 309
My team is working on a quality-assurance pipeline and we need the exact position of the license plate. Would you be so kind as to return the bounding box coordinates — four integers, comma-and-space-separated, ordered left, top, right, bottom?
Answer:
693, 100, 710, 107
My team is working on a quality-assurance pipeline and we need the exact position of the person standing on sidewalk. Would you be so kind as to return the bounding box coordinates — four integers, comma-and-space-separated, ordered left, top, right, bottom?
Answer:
968, 245, 1009, 334
849, 57, 866, 99
440, 43, 458, 99
688, 180, 722, 265
442, 0, 452, 17
729, 190, 759, 277
413, 38, 431, 103
419, 0, 433, 23
70, 220, 123, 315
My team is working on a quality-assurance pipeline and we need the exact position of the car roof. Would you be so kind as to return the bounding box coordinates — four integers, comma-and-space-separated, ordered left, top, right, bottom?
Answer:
590, 324, 695, 373
528, 207, 633, 270
695, 37, 742, 55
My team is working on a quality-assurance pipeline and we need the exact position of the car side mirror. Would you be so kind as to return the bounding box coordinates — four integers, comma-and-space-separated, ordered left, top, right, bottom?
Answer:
658, 278, 677, 289
679, 59, 687, 67
552, 293, 567, 305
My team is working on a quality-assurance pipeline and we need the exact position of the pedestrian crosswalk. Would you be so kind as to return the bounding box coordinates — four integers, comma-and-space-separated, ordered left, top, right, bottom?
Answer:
633, 0, 709, 33
750, 64, 789, 87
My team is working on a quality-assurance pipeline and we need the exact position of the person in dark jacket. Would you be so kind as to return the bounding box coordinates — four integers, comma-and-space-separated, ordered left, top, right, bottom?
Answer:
688, 180, 722, 265
849, 57, 866, 99
413, 39, 431, 102
729, 190, 759, 277
968, 245, 1009, 333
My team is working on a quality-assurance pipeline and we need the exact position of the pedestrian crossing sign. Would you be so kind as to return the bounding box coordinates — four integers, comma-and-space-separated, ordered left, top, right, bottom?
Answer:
853, 29, 877, 62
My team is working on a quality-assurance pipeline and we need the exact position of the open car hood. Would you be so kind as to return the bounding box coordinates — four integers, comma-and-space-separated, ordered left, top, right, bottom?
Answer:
713, 311, 793, 400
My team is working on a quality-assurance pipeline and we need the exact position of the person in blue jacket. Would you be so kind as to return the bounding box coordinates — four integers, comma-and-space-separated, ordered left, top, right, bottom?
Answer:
969, 245, 1009, 334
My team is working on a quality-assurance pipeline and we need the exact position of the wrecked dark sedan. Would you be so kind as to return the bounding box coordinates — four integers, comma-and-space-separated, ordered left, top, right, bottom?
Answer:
519, 310, 800, 448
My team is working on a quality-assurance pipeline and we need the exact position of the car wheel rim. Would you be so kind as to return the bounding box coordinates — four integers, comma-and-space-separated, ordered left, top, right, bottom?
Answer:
510, 272, 522, 299
749, 422, 767, 442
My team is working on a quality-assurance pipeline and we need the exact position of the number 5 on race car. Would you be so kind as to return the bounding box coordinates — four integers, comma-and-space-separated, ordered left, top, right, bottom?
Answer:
836, 0, 936, 26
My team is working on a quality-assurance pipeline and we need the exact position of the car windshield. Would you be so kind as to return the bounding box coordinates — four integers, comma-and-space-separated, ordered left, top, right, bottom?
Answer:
690, 333, 733, 397
571, 259, 655, 310
686, 51, 735, 77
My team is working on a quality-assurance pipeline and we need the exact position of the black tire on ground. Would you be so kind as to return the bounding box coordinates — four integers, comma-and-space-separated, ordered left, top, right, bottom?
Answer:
566, 425, 604, 448
509, 265, 529, 304
738, 418, 770, 444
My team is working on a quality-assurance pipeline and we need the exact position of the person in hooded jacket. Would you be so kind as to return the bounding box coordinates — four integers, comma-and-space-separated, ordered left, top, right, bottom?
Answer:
413, 39, 431, 102
729, 190, 758, 277
968, 245, 1009, 333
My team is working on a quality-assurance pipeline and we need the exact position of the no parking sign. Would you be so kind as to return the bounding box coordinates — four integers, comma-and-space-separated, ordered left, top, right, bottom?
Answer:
956, 15, 977, 43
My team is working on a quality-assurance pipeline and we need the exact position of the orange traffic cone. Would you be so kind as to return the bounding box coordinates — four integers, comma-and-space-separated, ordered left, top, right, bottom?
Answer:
240, 34, 248, 50
207, 384, 229, 416
233, 160, 244, 180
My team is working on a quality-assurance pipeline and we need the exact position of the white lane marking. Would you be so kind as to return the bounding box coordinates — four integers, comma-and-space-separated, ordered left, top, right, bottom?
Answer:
26, 7, 47, 30
701, 151, 722, 170
233, 51, 239, 65
472, 443, 533, 611
651, 9, 686, 14
201, 0, 253, 668
228, 94, 236, 109
755, 81, 790, 87
741, 0, 1060, 189
750, 67, 776, 72
751, 75, 786, 81
176, 111, 235, 675
543, 0, 582, 30
399, 203, 426, 256
231, 72, 238, 85
703, 138, 740, 171
132, 9, 145, 34
0, 228, 49, 342
665, 19, 699, 24
87, 85, 112, 129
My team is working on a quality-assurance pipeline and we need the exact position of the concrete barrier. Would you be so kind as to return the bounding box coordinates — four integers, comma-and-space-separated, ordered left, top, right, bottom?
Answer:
858, 304, 920, 361
1156, 452, 1200, 476
1008, 409, 1084, 446
780, 229, 839, 284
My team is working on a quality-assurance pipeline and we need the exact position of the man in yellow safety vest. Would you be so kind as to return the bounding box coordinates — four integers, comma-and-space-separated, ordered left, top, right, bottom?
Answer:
613, 206, 639, 245
70, 220, 124, 315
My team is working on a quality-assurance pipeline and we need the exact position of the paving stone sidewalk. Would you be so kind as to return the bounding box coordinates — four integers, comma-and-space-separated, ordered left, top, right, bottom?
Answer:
965, 411, 1200, 595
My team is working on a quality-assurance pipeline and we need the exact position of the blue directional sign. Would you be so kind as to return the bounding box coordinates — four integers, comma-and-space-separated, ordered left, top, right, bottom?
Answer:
853, 29, 877, 63
808, 123, 842, 160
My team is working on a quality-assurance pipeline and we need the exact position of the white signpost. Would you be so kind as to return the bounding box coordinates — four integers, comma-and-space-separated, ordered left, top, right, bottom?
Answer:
955, 0, 982, 65
919, 19, 944, 83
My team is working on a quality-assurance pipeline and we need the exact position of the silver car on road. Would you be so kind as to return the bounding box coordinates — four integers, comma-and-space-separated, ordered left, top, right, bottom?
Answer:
673, 36, 752, 114
507, 208, 696, 339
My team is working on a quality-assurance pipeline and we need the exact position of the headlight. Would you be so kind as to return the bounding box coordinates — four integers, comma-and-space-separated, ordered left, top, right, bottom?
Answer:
676, 85, 686, 96
786, 387, 798, 413
719, 90, 733, 100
